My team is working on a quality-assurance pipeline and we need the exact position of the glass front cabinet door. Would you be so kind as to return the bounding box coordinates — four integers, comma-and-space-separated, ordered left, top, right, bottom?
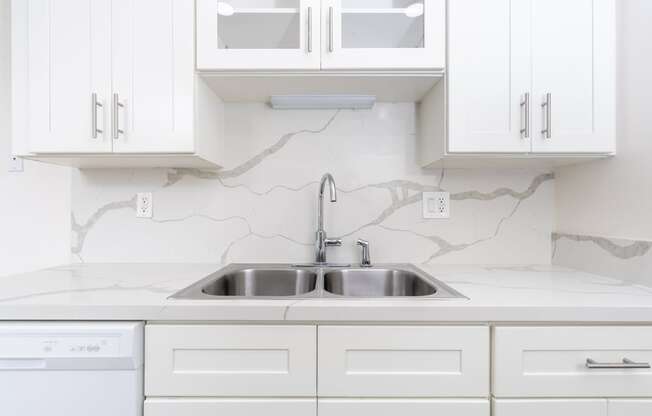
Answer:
196, 0, 321, 70
321, 0, 445, 70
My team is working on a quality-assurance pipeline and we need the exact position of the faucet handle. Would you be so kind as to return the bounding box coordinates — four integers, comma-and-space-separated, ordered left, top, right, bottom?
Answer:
356, 239, 372, 267
325, 238, 342, 247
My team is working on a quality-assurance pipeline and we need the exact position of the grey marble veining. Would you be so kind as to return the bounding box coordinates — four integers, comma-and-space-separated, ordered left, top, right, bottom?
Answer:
70, 103, 554, 265
552, 232, 652, 287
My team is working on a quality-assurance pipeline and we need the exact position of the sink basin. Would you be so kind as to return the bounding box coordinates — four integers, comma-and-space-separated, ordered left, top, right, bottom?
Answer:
202, 268, 317, 297
324, 268, 437, 297
170, 264, 465, 300
172, 266, 318, 298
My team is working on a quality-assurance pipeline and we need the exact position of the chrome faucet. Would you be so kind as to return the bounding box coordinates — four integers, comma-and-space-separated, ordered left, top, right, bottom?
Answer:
315, 173, 342, 264
356, 239, 372, 267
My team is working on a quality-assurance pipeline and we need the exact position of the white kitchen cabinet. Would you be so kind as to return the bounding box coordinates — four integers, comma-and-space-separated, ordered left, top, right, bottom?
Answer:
196, 0, 321, 70
110, 0, 194, 153
495, 399, 652, 416
493, 326, 652, 398
145, 325, 316, 397
494, 399, 608, 416
608, 400, 652, 416
421, 0, 615, 167
196, 0, 445, 71
530, 0, 615, 153
320, 0, 445, 70
447, 0, 531, 154
318, 326, 489, 397
12, 0, 112, 154
145, 398, 316, 416
319, 399, 489, 416
12, 0, 224, 168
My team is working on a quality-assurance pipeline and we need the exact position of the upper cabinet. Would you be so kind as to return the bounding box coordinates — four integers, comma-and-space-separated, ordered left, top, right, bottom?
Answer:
420, 0, 616, 167
196, 0, 322, 70
321, 0, 445, 70
529, 0, 615, 154
12, 0, 224, 168
12, 0, 616, 169
14, 0, 112, 154
196, 0, 445, 71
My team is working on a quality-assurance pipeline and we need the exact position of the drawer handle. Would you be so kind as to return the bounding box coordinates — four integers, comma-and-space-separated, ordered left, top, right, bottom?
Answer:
586, 358, 651, 369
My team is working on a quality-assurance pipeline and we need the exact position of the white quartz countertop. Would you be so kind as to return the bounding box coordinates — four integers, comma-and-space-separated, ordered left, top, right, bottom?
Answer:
1, 263, 652, 322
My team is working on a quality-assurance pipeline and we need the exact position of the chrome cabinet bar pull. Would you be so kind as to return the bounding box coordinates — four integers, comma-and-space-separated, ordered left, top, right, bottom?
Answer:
307, 7, 312, 53
91, 93, 103, 139
541, 92, 551, 139
112, 93, 124, 140
520, 92, 530, 139
329, 6, 334, 52
586, 358, 651, 369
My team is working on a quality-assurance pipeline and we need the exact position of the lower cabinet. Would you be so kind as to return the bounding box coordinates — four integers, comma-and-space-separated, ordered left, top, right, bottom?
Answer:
319, 399, 489, 416
609, 400, 652, 416
494, 399, 652, 416
144, 398, 316, 416
494, 399, 607, 416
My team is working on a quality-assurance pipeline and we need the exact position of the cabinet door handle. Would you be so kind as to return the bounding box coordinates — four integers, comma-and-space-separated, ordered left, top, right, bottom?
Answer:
586, 358, 651, 369
541, 92, 551, 139
307, 6, 312, 53
329, 6, 334, 52
91, 93, 103, 139
520, 92, 530, 139
112, 93, 125, 140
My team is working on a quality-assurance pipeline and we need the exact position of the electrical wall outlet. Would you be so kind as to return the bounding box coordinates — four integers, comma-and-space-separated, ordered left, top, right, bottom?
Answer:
423, 192, 450, 219
136, 192, 153, 218
8, 155, 24, 172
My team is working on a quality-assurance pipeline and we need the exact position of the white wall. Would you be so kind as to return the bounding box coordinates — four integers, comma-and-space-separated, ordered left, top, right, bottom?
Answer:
555, 0, 652, 241
553, 0, 652, 285
0, 0, 71, 276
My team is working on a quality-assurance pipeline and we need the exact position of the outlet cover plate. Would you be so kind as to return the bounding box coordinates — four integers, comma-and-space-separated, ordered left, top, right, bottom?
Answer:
8, 155, 24, 172
423, 191, 450, 219
136, 192, 153, 218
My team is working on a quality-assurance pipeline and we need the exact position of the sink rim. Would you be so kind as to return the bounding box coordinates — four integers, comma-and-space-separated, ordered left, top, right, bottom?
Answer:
169, 263, 467, 300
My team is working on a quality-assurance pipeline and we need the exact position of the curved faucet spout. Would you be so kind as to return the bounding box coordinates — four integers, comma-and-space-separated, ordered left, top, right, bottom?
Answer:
315, 173, 341, 264
320, 173, 337, 203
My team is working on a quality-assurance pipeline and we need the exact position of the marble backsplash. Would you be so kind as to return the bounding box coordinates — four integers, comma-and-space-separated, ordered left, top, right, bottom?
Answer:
553, 233, 652, 286
71, 103, 554, 265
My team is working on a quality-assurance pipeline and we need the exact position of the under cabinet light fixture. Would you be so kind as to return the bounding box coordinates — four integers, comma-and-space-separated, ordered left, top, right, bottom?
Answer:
270, 95, 376, 110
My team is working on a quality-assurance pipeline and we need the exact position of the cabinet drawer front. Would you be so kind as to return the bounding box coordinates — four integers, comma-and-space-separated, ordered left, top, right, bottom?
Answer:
493, 399, 607, 416
318, 326, 489, 397
145, 325, 316, 397
494, 327, 652, 397
145, 398, 316, 416
319, 399, 489, 416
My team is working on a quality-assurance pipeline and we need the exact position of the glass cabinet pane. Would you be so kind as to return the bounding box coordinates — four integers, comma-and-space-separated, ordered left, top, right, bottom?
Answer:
217, 0, 301, 49
340, 0, 425, 49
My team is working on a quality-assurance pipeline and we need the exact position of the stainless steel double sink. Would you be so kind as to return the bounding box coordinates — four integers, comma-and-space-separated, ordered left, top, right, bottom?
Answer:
171, 263, 466, 300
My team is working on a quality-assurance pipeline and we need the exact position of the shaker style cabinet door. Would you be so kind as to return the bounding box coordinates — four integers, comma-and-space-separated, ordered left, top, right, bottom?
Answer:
530, 0, 615, 153
319, 399, 489, 416
318, 326, 489, 397
14, 0, 112, 153
608, 400, 652, 416
145, 325, 316, 397
196, 0, 321, 70
447, 0, 532, 153
145, 398, 316, 416
494, 400, 607, 416
111, 0, 196, 153
321, 0, 445, 70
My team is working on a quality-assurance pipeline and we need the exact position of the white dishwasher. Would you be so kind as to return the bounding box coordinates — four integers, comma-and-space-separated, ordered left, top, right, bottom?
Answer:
0, 322, 143, 416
